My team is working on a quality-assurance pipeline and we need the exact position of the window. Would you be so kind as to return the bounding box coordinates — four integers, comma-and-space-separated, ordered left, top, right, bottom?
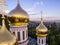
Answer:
17, 32, 20, 41
42, 40, 43, 44
23, 31, 25, 40
13, 32, 15, 35
26, 30, 28, 38
39, 39, 40, 43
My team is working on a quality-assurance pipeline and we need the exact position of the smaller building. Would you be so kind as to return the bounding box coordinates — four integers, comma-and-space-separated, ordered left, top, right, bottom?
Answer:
36, 11, 48, 45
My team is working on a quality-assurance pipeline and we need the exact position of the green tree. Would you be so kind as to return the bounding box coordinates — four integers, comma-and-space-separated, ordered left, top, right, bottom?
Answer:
47, 22, 58, 45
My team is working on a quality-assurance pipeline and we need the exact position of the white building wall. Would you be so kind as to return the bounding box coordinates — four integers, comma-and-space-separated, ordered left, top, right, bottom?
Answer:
37, 36, 46, 45
10, 25, 28, 45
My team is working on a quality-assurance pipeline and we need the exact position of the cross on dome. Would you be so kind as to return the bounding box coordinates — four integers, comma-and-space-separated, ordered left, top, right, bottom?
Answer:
18, 0, 20, 4
1, 0, 7, 26
40, 11, 43, 24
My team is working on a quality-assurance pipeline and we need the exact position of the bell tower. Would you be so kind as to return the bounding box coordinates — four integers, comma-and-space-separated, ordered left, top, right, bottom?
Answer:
36, 11, 48, 45
7, 0, 29, 45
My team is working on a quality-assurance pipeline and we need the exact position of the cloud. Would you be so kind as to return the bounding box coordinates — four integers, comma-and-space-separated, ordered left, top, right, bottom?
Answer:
25, 1, 44, 14
33, 2, 40, 7
40, 1, 44, 5
5, 10, 10, 15
25, 8, 36, 14
33, 1, 44, 8
25, 1, 44, 21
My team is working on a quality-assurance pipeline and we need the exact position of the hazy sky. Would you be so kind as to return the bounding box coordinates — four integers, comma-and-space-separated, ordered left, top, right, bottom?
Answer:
0, 0, 60, 21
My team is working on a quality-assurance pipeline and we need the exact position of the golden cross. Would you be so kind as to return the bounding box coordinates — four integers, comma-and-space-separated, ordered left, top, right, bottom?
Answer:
1, 0, 5, 17
40, 11, 43, 24
18, 0, 20, 4
0, 0, 7, 17
0, 0, 7, 26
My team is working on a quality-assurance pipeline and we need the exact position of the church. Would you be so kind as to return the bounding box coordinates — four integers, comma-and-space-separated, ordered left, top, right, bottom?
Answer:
0, 0, 48, 45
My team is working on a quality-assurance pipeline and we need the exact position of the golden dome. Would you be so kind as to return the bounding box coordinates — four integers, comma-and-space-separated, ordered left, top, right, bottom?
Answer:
36, 23, 48, 37
7, 0, 29, 26
0, 26, 17, 45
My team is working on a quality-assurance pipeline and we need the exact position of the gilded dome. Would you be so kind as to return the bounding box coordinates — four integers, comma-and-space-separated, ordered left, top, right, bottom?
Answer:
0, 25, 17, 45
36, 23, 48, 32
36, 23, 48, 37
7, 1, 29, 26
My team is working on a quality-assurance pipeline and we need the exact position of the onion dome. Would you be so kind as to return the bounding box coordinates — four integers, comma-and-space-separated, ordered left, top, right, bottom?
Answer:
36, 11, 48, 37
0, 17, 17, 45
7, 0, 29, 26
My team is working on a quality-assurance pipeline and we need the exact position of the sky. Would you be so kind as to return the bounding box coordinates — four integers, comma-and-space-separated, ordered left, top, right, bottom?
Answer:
0, 0, 60, 21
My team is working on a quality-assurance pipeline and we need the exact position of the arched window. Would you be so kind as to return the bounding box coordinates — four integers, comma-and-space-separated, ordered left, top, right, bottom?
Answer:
13, 32, 15, 35
26, 30, 28, 38
23, 31, 25, 40
39, 39, 40, 43
17, 32, 20, 41
42, 39, 43, 44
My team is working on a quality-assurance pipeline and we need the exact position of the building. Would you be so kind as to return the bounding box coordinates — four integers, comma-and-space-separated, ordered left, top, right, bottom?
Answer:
0, 0, 48, 45
36, 11, 48, 45
7, 0, 29, 45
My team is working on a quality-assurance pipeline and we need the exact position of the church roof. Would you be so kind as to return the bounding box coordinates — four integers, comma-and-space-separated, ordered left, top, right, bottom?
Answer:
7, 0, 29, 26
36, 23, 47, 30
0, 24, 17, 45
8, 0, 28, 17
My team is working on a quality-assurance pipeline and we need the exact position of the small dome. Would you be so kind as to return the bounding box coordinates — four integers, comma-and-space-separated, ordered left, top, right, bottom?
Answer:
36, 23, 48, 37
7, 1, 29, 26
0, 26, 17, 45
36, 24, 48, 32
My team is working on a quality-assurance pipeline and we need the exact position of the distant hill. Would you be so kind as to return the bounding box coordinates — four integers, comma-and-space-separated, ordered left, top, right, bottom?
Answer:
29, 17, 60, 23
